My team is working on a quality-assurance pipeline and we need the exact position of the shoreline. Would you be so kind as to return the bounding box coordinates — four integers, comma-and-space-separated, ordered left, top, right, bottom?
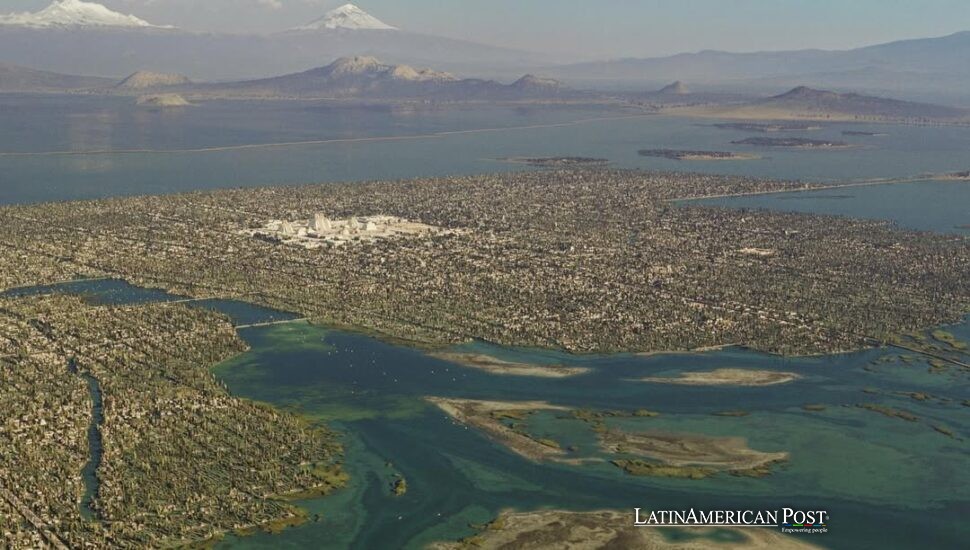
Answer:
9, 276, 968, 363
673, 174, 970, 202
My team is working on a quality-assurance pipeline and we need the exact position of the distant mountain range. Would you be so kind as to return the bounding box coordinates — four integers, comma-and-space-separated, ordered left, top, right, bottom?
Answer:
3, 2, 970, 103
157, 57, 578, 101
0, 61, 113, 91
0, 0, 163, 29
547, 31, 970, 103
0, 56, 580, 102
2, 54, 966, 125
0, 1, 554, 80
667, 86, 967, 123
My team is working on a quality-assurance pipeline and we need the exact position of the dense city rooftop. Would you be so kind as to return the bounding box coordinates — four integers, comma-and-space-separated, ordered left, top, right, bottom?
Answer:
1, 168, 967, 355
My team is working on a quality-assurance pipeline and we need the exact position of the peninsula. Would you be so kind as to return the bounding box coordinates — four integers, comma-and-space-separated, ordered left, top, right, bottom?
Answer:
0, 295, 345, 547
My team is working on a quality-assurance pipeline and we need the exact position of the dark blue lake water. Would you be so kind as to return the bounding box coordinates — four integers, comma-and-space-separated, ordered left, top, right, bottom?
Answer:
1, 94, 969, 236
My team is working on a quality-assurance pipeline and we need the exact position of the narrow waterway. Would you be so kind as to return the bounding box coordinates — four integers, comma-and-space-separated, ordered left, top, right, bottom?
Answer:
69, 358, 104, 521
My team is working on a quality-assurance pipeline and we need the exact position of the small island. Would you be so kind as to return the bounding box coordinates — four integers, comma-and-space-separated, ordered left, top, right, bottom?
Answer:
602, 429, 788, 479
732, 137, 853, 148
136, 93, 192, 107
713, 122, 823, 132
391, 476, 407, 496
638, 149, 759, 161
636, 368, 800, 386
426, 398, 571, 462
429, 352, 590, 378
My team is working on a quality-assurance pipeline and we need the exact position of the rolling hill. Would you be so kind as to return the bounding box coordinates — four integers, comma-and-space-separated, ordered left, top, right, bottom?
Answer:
670, 86, 968, 122
0, 61, 113, 92
184, 57, 579, 101
547, 31, 970, 102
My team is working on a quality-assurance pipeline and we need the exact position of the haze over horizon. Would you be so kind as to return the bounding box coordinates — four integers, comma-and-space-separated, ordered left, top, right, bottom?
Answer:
2, 0, 970, 60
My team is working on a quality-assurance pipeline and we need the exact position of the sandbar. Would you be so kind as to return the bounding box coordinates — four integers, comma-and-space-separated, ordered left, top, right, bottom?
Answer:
638, 149, 760, 161
430, 352, 590, 378
636, 368, 800, 387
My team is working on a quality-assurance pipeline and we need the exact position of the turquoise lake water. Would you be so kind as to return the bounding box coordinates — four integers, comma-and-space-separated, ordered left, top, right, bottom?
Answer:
7, 277, 967, 550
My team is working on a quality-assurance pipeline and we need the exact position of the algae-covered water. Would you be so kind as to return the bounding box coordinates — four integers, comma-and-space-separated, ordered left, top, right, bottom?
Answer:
208, 321, 969, 550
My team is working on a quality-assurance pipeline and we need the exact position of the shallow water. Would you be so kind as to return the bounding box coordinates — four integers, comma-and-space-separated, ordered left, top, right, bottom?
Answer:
210, 322, 968, 550
77, 370, 103, 522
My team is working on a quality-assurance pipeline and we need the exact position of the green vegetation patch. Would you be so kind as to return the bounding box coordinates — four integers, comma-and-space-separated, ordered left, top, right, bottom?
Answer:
611, 459, 716, 479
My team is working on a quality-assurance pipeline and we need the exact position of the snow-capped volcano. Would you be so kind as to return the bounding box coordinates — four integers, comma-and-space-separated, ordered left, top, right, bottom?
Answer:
0, 0, 165, 29
295, 3, 397, 31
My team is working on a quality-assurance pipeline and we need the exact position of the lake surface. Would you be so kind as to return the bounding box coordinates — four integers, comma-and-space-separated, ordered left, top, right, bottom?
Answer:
695, 180, 970, 235
2, 95, 970, 232
2, 95, 969, 549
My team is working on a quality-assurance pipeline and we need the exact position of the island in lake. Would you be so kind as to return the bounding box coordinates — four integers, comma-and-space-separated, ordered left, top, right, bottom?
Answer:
426, 397, 790, 478
430, 352, 590, 377
136, 93, 192, 107
637, 368, 800, 386
713, 122, 823, 132
603, 429, 789, 479
426, 398, 571, 462
638, 149, 759, 161
732, 137, 854, 148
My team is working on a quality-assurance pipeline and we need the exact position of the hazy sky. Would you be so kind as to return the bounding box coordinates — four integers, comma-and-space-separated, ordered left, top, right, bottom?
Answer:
5, 0, 970, 59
